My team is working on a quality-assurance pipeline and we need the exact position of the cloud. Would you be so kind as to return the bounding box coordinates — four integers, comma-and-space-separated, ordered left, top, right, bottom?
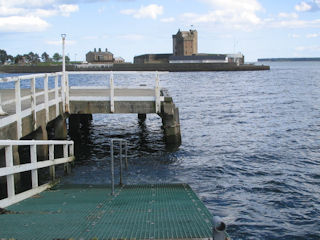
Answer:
295, 1, 320, 12
278, 12, 298, 19
28, 4, 78, 17
181, 0, 262, 30
160, 17, 175, 23
306, 33, 319, 38
0, 6, 26, 16
275, 18, 320, 28
58, 4, 79, 16
2, 0, 56, 9
0, 1, 79, 32
180, 0, 320, 30
0, 16, 49, 32
121, 4, 163, 19
289, 33, 300, 38
98, 6, 105, 14
201, 0, 262, 12
295, 2, 312, 11
295, 45, 320, 51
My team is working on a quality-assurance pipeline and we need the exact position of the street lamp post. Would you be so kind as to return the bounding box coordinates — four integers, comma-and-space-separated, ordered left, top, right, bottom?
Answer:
61, 33, 68, 113
61, 34, 66, 73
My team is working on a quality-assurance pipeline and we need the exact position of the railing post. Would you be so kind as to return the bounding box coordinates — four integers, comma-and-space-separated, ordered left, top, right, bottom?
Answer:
125, 141, 128, 170
44, 74, 49, 123
0, 92, 7, 116
49, 144, 55, 181
55, 74, 59, 117
30, 144, 38, 189
69, 143, 75, 166
61, 74, 66, 113
119, 141, 123, 186
65, 72, 69, 113
15, 78, 22, 139
63, 144, 70, 174
110, 72, 114, 113
5, 145, 15, 198
110, 140, 114, 195
155, 71, 160, 114
31, 77, 37, 130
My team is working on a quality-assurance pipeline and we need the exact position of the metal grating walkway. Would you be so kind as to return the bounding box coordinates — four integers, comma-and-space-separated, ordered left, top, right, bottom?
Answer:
0, 184, 212, 239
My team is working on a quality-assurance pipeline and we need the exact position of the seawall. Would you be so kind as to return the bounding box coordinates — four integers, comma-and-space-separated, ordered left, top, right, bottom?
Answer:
0, 63, 270, 73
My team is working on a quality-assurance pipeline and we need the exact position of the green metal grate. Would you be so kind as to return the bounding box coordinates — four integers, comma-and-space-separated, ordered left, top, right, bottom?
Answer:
0, 184, 213, 239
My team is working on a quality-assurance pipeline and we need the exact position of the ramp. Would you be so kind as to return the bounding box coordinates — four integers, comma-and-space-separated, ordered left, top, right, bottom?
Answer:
0, 184, 212, 239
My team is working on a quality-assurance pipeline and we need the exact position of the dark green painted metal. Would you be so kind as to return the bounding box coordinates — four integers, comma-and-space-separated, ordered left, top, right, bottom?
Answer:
0, 184, 212, 239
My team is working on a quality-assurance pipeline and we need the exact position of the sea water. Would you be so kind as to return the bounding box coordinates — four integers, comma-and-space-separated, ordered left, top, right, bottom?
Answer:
1, 62, 319, 239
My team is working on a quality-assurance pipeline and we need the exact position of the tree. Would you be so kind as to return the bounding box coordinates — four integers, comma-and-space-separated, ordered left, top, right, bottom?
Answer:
24, 52, 40, 64
65, 55, 70, 63
6, 55, 14, 63
0, 49, 7, 64
52, 52, 62, 62
41, 52, 50, 62
14, 54, 24, 64
33, 53, 40, 63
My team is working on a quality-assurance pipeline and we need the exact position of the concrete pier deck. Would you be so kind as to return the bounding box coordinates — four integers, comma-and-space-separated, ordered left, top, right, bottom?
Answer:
0, 184, 212, 239
0, 87, 160, 119
69, 87, 162, 114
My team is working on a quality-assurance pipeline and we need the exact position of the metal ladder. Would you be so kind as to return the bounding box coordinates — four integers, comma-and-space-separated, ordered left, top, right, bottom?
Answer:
110, 138, 128, 195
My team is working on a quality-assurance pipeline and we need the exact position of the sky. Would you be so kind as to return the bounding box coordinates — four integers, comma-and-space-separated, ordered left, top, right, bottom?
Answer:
1, 0, 320, 62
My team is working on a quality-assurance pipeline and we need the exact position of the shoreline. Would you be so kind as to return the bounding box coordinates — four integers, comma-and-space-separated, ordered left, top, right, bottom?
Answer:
0, 63, 270, 73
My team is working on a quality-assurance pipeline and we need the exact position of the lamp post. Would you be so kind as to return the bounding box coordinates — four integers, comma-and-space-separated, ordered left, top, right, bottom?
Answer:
61, 34, 66, 73
61, 33, 68, 113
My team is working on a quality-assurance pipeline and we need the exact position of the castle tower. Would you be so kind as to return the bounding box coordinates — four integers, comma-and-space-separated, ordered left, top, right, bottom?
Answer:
172, 29, 198, 56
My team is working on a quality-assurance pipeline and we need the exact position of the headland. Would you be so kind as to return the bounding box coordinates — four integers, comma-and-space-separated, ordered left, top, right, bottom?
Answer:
258, 57, 320, 62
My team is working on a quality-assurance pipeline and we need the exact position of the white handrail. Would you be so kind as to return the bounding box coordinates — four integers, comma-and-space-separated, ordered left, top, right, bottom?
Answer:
0, 72, 63, 83
0, 72, 67, 138
0, 71, 164, 138
0, 140, 75, 208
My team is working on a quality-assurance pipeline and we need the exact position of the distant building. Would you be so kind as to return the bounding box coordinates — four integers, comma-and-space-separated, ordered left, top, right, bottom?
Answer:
134, 54, 171, 64
169, 53, 244, 64
172, 29, 198, 56
86, 48, 114, 63
169, 54, 227, 63
114, 57, 125, 63
227, 53, 244, 65
132, 29, 245, 65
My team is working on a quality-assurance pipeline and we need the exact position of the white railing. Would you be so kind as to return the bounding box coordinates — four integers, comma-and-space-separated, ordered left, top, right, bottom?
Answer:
0, 71, 163, 139
67, 71, 162, 113
0, 72, 69, 139
0, 140, 74, 208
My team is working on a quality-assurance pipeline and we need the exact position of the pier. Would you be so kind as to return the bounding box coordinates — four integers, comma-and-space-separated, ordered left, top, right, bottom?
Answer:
0, 138, 214, 239
0, 72, 221, 239
0, 71, 181, 152
0, 183, 213, 239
